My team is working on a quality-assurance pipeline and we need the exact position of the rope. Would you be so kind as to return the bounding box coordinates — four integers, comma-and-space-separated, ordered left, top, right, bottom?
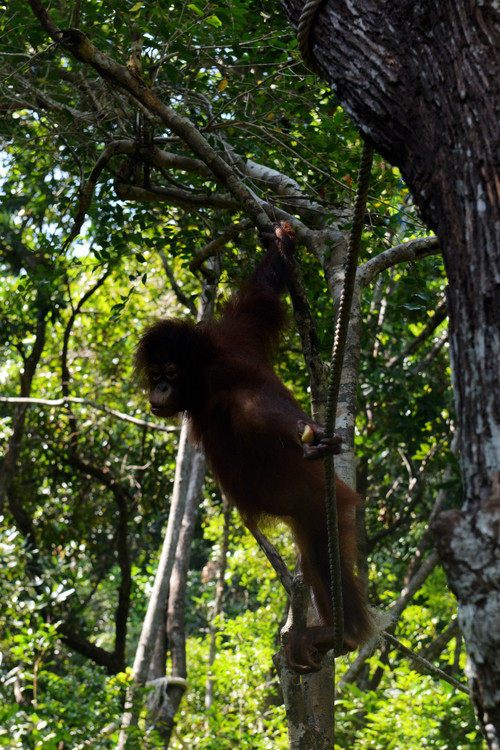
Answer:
297, 0, 373, 675
324, 140, 374, 657
297, 0, 325, 73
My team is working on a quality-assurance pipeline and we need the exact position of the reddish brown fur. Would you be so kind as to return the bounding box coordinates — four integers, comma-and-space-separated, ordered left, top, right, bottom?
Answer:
136, 223, 372, 668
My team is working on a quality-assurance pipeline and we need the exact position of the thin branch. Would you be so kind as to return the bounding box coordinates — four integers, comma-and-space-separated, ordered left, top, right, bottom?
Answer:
387, 298, 448, 368
411, 331, 448, 375
368, 442, 440, 549
419, 618, 460, 663
64, 141, 136, 247
339, 550, 440, 687
0, 397, 178, 433
67, 453, 134, 672
189, 219, 254, 272
61, 270, 111, 444
114, 182, 239, 210
0, 299, 47, 548
246, 523, 294, 596
64, 139, 213, 248
287, 263, 328, 421
158, 249, 197, 314
382, 631, 468, 695
403, 518, 442, 588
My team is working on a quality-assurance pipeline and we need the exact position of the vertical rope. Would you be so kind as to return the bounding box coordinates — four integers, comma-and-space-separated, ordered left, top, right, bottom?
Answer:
296, 10, 372, 746
324, 141, 374, 657
297, 0, 324, 73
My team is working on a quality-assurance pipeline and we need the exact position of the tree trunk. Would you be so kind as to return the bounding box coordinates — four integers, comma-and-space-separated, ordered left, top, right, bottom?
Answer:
159, 448, 206, 744
279, 0, 500, 743
117, 419, 195, 748
204, 494, 231, 715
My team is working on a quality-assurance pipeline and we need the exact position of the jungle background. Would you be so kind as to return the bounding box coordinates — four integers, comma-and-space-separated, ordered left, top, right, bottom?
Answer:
0, 0, 482, 747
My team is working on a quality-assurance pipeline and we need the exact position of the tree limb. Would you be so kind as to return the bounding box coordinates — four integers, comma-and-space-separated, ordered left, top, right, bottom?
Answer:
0, 397, 177, 433
27, 3, 275, 235
358, 236, 440, 289
386, 298, 448, 369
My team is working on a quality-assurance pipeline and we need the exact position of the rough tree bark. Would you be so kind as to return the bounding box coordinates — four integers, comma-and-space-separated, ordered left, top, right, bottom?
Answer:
279, 1, 500, 745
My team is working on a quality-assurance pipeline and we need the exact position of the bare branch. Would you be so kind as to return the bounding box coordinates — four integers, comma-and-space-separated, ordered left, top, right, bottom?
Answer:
114, 182, 239, 210
246, 522, 294, 596
189, 219, 254, 272
368, 442, 439, 550
358, 236, 440, 289
157, 249, 197, 315
387, 298, 448, 368
411, 331, 448, 375
64, 141, 137, 247
339, 550, 440, 687
0, 397, 178, 433
288, 264, 329, 421
419, 618, 460, 663
382, 631, 468, 695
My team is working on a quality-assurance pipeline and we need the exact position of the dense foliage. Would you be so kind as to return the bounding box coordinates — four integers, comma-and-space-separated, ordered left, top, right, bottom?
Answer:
0, 0, 483, 747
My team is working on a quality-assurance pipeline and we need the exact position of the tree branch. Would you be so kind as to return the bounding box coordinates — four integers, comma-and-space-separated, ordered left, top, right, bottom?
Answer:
0, 397, 177, 434
387, 298, 448, 368
189, 219, 254, 272
288, 264, 329, 421
27, 4, 275, 234
358, 236, 440, 289
157, 249, 198, 314
114, 182, 239, 210
339, 549, 439, 688
58, 624, 118, 673
382, 631, 468, 695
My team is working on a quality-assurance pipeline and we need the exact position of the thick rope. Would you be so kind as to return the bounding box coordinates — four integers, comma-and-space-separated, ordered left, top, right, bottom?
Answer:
324, 140, 374, 657
296, 0, 324, 73
297, 0, 373, 677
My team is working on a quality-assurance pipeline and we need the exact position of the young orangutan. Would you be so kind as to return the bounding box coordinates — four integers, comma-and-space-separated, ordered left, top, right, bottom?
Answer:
136, 222, 372, 671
